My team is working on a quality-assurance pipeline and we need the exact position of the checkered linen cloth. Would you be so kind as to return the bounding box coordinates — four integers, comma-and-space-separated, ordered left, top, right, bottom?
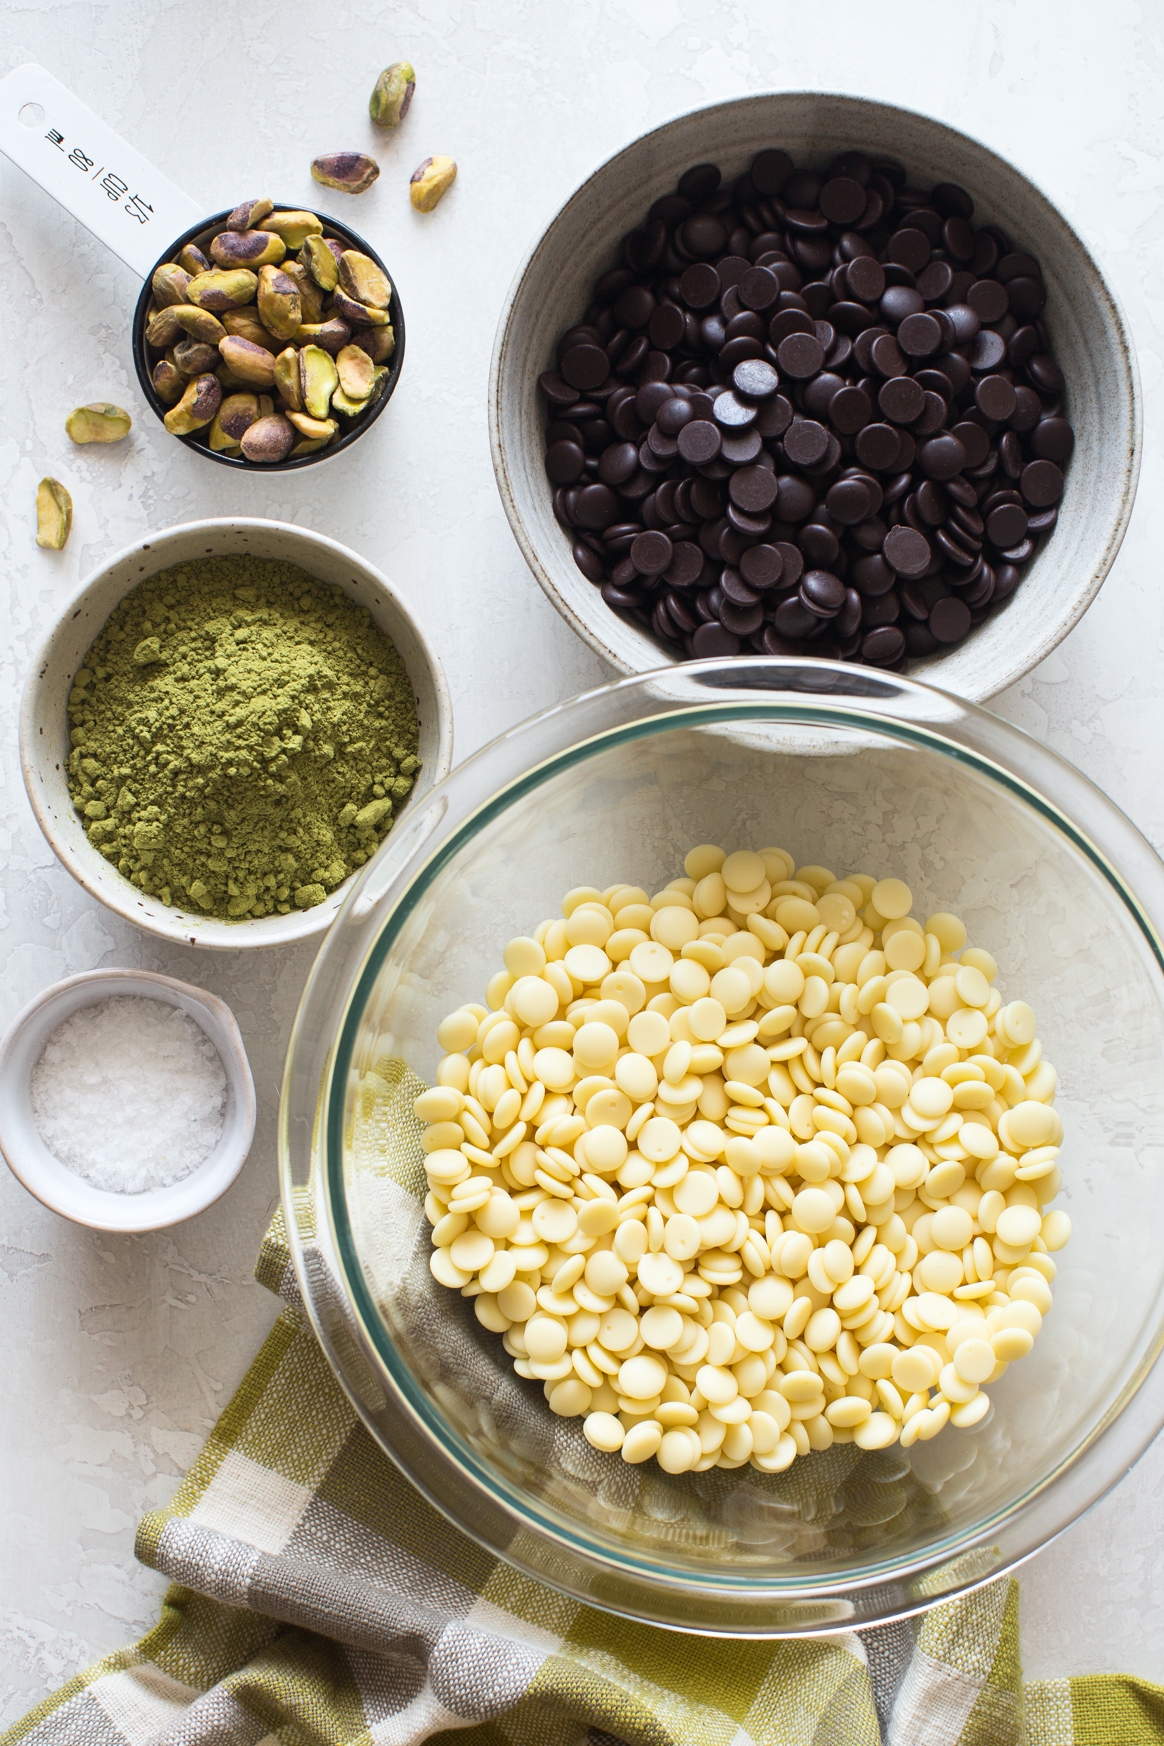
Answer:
7, 1067, 1164, 1746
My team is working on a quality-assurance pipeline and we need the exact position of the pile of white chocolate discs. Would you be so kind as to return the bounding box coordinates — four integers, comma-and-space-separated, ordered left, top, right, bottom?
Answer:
416, 846, 1069, 1475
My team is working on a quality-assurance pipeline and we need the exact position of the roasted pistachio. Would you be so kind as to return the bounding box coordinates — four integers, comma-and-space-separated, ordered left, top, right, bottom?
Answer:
300, 232, 339, 292
336, 343, 374, 400
215, 363, 250, 393
409, 155, 456, 212
256, 264, 302, 341
280, 259, 323, 324
176, 242, 211, 275
173, 338, 220, 376
264, 210, 324, 247
186, 268, 258, 311
225, 196, 274, 231
209, 229, 286, 268
332, 288, 390, 328
36, 478, 72, 549
151, 262, 191, 307
331, 387, 370, 416
208, 391, 259, 452
145, 305, 185, 348
66, 403, 132, 444
295, 317, 351, 355
257, 394, 275, 419
349, 323, 396, 362
171, 304, 227, 344
289, 435, 329, 457
163, 373, 222, 435
240, 412, 295, 463
299, 344, 339, 418
311, 153, 380, 194
221, 308, 278, 351
287, 411, 338, 441
218, 336, 278, 387
152, 358, 185, 404
337, 249, 391, 310
369, 61, 415, 128
274, 347, 303, 411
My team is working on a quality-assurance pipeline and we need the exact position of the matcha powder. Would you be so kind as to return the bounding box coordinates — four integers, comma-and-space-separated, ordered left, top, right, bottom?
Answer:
66, 555, 421, 919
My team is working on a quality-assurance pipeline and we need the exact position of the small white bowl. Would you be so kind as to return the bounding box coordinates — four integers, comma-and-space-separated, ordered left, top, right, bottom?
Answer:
0, 968, 256, 1231
20, 518, 454, 949
490, 92, 1141, 701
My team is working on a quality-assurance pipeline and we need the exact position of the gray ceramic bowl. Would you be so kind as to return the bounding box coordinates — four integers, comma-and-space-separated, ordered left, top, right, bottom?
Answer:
490, 93, 1140, 701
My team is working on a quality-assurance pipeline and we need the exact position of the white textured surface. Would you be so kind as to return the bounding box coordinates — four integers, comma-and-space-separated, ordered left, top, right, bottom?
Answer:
0, 0, 1161, 1719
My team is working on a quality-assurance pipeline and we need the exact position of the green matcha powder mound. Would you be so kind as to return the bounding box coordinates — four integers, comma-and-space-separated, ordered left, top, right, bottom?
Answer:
66, 555, 421, 920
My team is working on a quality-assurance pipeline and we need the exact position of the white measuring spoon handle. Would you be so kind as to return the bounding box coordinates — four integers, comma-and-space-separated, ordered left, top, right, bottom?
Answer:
0, 63, 202, 279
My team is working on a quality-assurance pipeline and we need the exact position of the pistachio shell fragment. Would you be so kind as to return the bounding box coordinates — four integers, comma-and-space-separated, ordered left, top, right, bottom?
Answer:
176, 242, 211, 275
208, 391, 259, 452
152, 359, 185, 404
145, 305, 184, 348
209, 229, 286, 268
299, 344, 339, 418
36, 477, 72, 549
186, 268, 258, 311
274, 347, 304, 411
218, 336, 278, 387
337, 249, 391, 310
409, 154, 456, 212
163, 373, 222, 435
264, 210, 324, 247
173, 339, 220, 376
336, 343, 374, 400
349, 324, 396, 362
221, 308, 278, 351
295, 317, 350, 355
287, 411, 338, 440
332, 288, 390, 328
151, 262, 191, 307
300, 233, 339, 292
172, 304, 227, 344
240, 412, 295, 463
257, 263, 302, 341
311, 153, 380, 194
66, 403, 132, 444
369, 61, 415, 128
225, 196, 274, 231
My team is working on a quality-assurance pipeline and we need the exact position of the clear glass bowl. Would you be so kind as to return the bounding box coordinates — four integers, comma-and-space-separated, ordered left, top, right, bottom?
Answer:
280, 660, 1164, 1634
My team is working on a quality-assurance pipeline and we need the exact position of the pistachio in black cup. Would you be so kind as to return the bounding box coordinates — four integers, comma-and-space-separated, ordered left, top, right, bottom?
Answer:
132, 200, 405, 470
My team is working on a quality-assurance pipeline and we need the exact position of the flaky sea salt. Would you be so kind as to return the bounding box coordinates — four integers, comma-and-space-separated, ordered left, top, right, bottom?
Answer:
30, 996, 227, 1193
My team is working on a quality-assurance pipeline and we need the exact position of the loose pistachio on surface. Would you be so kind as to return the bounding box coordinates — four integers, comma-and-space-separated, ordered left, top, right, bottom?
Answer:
369, 62, 415, 128
409, 155, 456, 211
144, 204, 395, 461
66, 403, 132, 444
36, 478, 72, 549
311, 153, 380, 194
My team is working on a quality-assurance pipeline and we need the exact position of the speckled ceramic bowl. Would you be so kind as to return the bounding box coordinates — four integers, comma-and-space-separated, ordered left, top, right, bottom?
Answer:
20, 518, 453, 949
490, 93, 1140, 700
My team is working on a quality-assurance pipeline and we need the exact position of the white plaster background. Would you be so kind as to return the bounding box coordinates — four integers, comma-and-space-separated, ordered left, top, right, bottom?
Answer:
1, 0, 1162, 1720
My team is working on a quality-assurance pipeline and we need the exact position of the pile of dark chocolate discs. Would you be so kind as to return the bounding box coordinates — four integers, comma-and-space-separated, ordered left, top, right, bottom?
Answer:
538, 149, 1073, 667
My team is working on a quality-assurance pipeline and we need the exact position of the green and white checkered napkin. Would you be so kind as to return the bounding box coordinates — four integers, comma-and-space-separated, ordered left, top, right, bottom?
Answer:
6, 1224, 1164, 1745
